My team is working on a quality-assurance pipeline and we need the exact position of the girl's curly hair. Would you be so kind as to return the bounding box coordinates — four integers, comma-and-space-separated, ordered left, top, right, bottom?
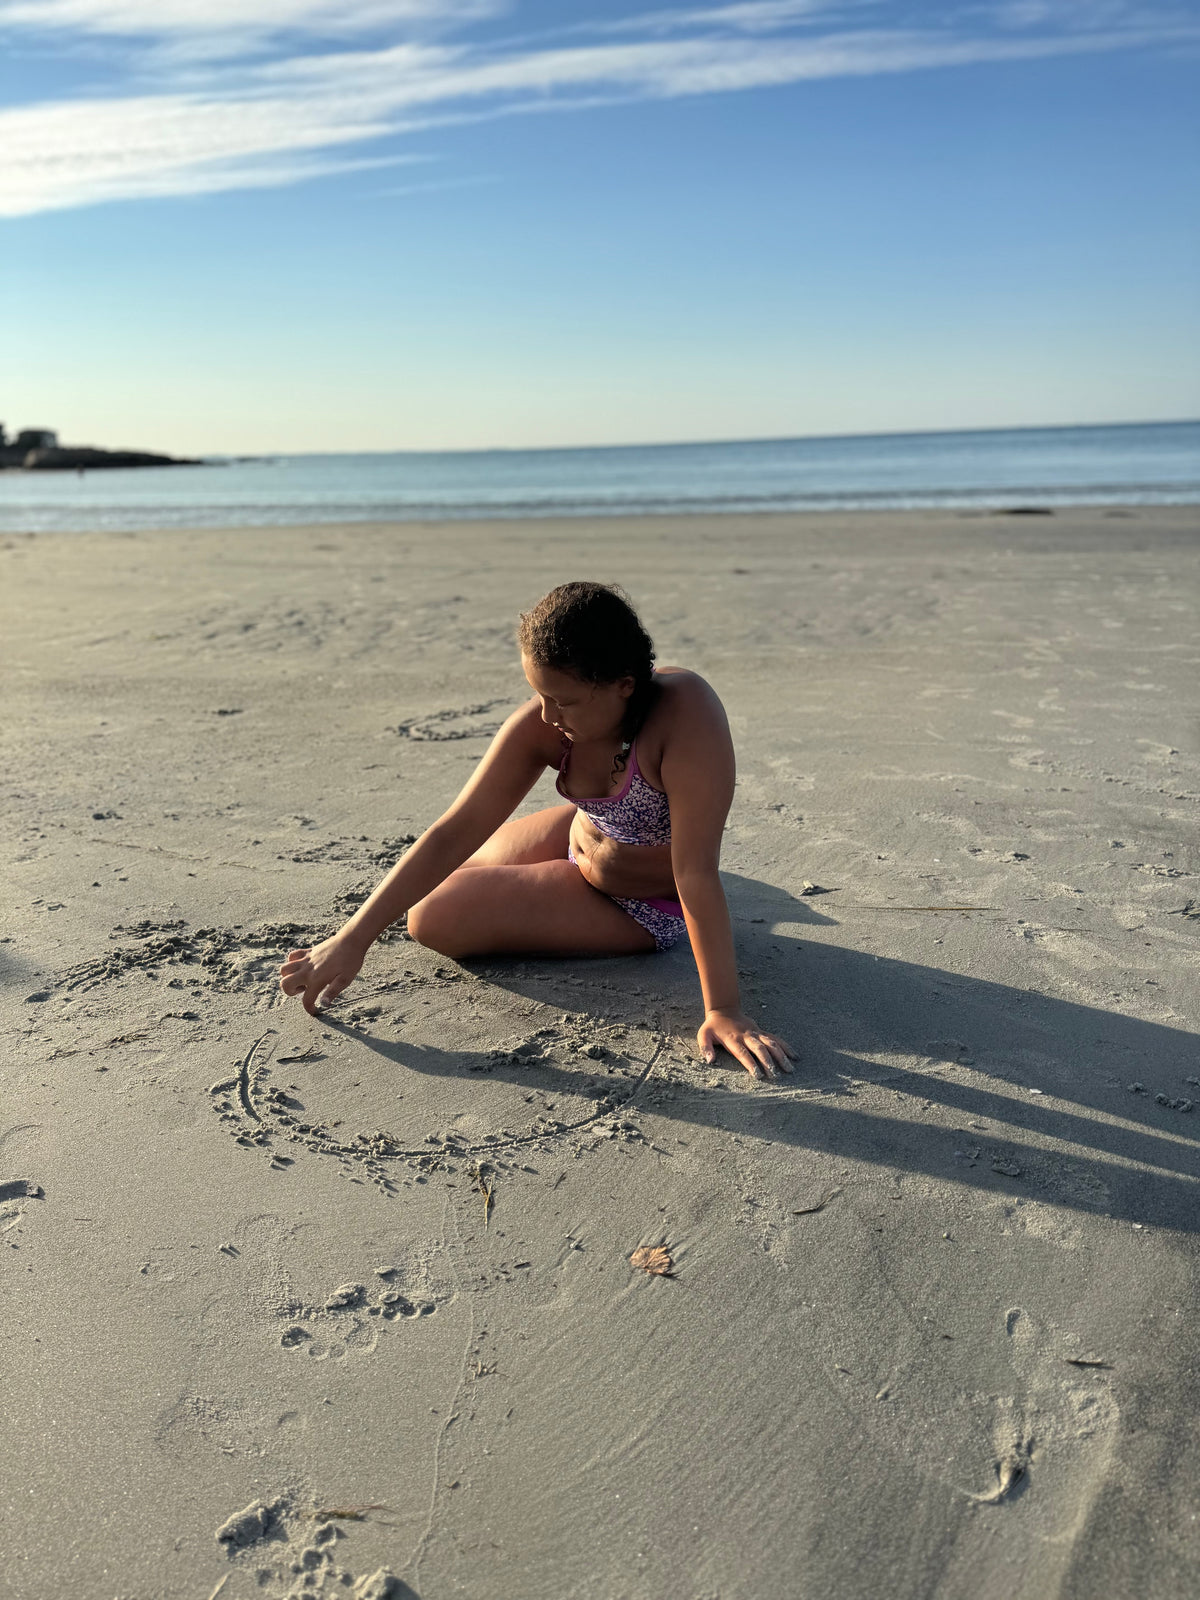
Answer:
518, 581, 657, 741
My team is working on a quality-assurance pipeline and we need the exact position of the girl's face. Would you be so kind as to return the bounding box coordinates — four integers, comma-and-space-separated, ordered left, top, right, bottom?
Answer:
522, 655, 634, 743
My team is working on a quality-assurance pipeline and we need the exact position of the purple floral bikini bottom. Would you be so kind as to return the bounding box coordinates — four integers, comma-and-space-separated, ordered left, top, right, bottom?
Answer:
567, 846, 688, 952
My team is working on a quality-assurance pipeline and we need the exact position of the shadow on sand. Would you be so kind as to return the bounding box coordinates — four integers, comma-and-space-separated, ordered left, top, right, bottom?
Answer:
328, 874, 1199, 1233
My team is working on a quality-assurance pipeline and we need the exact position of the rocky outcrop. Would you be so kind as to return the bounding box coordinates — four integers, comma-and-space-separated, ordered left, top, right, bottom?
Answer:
9, 445, 202, 470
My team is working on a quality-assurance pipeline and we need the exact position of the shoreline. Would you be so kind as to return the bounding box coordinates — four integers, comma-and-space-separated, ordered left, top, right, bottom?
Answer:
1, 498, 1198, 543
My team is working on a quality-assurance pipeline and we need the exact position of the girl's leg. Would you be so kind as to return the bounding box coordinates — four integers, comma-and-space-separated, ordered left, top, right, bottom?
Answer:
407, 859, 655, 959
463, 804, 575, 867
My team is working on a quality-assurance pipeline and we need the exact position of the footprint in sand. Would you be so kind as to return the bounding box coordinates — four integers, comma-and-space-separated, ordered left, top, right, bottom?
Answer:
1, 1183, 41, 1243
0, 1179, 43, 1203
212, 1491, 412, 1597
1, 1175, 42, 1248
1005, 1306, 1030, 1342
275, 1297, 382, 1361
279, 1275, 439, 1357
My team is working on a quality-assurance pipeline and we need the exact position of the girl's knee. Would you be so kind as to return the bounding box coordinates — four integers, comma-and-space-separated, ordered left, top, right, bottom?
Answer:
406, 889, 463, 956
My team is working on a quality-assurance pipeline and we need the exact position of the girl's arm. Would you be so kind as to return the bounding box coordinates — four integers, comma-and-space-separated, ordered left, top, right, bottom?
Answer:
659, 680, 794, 1081
281, 699, 550, 1014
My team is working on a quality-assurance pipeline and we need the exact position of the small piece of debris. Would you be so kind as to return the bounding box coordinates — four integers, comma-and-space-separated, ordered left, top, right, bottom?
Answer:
1065, 1356, 1113, 1369
991, 1158, 1022, 1178
630, 1244, 675, 1277
792, 1186, 842, 1216
312, 1504, 389, 1524
469, 1162, 494, 1228
801, 881, 834, 896
968, 1454, 1027, 1505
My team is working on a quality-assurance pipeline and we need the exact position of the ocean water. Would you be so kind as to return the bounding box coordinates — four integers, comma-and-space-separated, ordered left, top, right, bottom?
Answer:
1, 421, 1196, 534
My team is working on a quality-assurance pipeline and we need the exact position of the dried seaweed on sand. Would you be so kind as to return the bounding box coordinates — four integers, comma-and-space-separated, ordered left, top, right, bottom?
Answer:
631, 1245, 675, 1277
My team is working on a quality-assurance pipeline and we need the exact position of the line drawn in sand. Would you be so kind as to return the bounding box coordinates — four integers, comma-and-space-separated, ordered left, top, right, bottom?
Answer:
215, 1026, 666, 1187
37, 912, 670, 1194
390, 700, 509, 743
203, 965, 669, 1193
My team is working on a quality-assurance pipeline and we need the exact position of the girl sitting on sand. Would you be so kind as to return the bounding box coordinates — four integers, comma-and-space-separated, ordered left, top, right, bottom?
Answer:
279, 581, 793, 1081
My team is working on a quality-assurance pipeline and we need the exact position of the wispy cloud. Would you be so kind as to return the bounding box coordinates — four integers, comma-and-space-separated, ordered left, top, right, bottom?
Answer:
0, 0, 497, 35
0, 0, 501, 68
1, 1, 1193, 217
0, 89, 423, 212
582, 1, 854, 35
984, 1, 1190, 29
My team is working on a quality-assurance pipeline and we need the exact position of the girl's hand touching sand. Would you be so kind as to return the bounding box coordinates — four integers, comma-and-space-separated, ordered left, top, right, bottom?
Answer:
279, 931, 368, 1015
697, 1009, 795, 1082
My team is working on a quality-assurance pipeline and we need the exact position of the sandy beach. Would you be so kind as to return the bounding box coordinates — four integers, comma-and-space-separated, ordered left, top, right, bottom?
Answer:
2, 505, 1198, 1600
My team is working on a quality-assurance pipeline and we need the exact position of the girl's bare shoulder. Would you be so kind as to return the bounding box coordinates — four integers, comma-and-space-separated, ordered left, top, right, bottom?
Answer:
653, 667, 728, 724
640, 673, 730, 786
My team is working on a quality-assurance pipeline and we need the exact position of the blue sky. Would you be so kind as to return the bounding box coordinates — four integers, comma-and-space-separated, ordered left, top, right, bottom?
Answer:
3, 1, 1198, 453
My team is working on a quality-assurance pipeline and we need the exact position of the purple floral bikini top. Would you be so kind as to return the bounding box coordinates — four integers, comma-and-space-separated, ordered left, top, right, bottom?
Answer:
556, 738, 672, 847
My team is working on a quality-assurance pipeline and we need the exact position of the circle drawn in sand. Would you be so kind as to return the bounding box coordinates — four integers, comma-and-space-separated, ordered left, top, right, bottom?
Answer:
214, 976, 663, 1186
391, 700, 509, 743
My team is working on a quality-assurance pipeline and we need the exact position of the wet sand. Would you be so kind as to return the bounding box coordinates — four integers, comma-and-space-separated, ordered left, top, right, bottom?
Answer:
2, 506, 1198, 1599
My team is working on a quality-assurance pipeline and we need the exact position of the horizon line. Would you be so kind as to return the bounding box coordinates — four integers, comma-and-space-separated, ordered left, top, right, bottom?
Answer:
200, 416, 1199, 460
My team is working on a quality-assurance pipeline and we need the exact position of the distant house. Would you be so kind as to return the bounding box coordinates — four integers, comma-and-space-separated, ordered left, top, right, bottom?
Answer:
15, 428, 59, 451
1, 423, 197, 471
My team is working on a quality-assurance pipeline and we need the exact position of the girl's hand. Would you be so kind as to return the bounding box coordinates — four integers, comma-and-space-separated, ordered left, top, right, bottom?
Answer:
279, 931, 368, 1016
697, 1009, 796, 1082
